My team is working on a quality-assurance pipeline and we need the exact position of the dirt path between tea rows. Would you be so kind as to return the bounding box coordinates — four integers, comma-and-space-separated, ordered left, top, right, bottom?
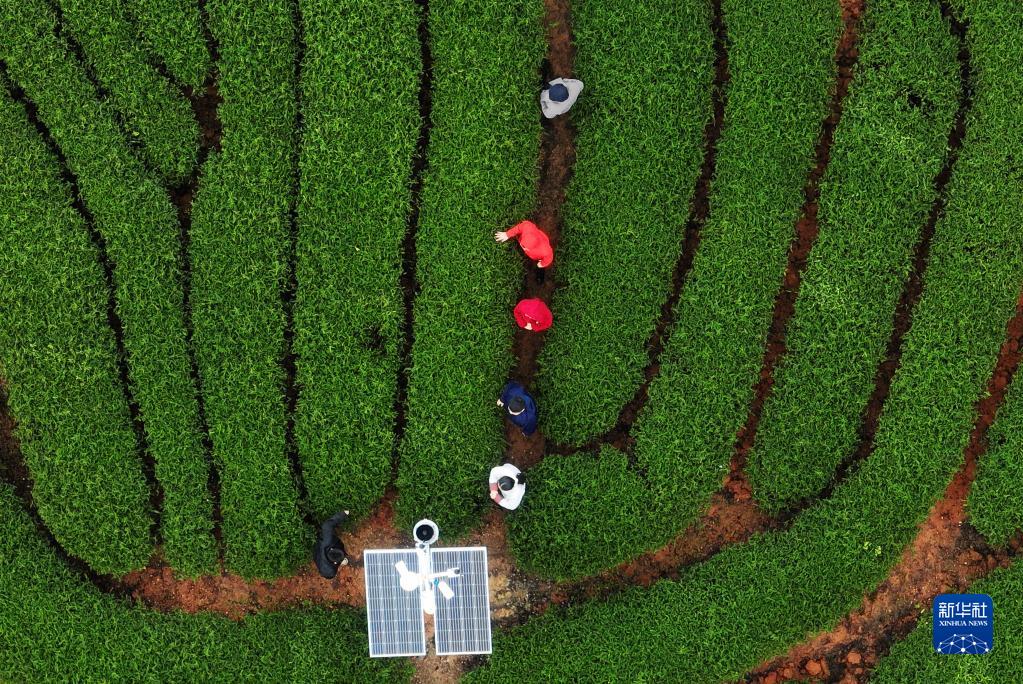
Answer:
500, 0, 577, 470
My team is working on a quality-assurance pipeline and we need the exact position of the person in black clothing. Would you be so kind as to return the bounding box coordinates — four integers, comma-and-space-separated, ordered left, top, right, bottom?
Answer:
315, 510, 350, 579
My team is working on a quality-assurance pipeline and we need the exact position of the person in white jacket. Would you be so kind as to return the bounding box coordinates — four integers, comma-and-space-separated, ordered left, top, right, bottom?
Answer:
488, 463, 526, 511
540, 78, 584, 119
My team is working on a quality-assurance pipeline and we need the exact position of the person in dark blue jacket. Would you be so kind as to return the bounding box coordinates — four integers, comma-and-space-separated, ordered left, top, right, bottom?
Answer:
497, 381, 538, 436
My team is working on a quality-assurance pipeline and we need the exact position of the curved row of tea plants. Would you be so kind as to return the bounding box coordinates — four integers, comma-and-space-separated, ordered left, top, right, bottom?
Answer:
294, 0, 420, 520
0, 0, 211, 576
57, 0, 199, 183
469, 0, 1023, 677
893, 322, 1023, 672
0, 484, 409, 683
533, 0, 714, 445
189, 0, 309, 578
509, 0, 841, 578
0, 88, 151, 573
746, 0, 959, 512
126, 0, 211, 90
953, 0, 1023, 550
396, 0, 544, 535
968, 332, 1023, 546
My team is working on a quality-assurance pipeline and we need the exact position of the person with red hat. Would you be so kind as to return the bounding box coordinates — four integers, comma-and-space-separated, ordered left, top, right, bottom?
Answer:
513, 298, 552, 332
495, 220, 554, 269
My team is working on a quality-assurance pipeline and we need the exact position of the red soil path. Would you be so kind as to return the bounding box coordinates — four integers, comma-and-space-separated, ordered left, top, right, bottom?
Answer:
123, 493, 400, 618
503, 0, 576, 470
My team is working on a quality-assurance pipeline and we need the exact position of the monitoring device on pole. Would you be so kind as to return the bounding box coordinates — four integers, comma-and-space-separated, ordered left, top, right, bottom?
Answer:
364, 519, 492, 658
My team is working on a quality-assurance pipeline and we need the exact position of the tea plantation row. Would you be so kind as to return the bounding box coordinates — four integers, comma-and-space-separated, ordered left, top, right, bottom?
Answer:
128, 0, 211, 90
395, 0, 544, 534
57, 0, 199, 183
746, 0, 960, 511
533, 0, 714, 444
293, 0, 420, 522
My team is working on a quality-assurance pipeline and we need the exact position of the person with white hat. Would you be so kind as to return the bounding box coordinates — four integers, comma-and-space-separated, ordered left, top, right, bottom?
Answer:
540, 78, 584, 119
488, 463, 526, 511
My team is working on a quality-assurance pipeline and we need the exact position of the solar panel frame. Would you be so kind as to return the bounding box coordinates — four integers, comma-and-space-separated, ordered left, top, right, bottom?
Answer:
431, 546, 492, 656
364, 549, 427, 658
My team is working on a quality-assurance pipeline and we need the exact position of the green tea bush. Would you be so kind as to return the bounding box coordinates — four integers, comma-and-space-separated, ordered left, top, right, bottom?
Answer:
189, 0, 309, 578
57, 0, 199, 184
0, 91, 151, 575
509, 0, 841, 578
507, 446, 659, 572
958, 0, 1023, 549
396, 0, 544, 535
127, 0, 211, 90
969, 378, 1023, 545
294, 0, 420, 519
468, 0, 1023, 677
0, 484, 410, 683
747, 0, 959, 512
0, 0, 214, 576
533, 0, 715, 445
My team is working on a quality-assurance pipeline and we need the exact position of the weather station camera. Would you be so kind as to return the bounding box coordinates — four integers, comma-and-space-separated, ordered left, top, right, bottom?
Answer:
413, 519, 439, 546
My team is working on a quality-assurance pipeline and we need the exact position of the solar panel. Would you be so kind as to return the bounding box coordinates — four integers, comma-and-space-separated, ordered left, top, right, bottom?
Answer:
432, 547, 492, 656
364, 549, 426, 657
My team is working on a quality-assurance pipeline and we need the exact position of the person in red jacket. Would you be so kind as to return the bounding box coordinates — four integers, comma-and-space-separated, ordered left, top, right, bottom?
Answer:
513, 298, 553, 332
495, 220, 554, 269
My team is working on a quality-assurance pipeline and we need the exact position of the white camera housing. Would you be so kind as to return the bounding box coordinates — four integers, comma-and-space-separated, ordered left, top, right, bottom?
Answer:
412, 518, 439, 547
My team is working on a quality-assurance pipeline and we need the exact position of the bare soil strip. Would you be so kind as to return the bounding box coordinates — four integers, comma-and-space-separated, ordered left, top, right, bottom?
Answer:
394, 0, 433, 484
122, 492, 402, 616
501, 0, 577, 470
0, 73, 165, 545
119, 497, 526, 625
747, 289, 1023, 684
